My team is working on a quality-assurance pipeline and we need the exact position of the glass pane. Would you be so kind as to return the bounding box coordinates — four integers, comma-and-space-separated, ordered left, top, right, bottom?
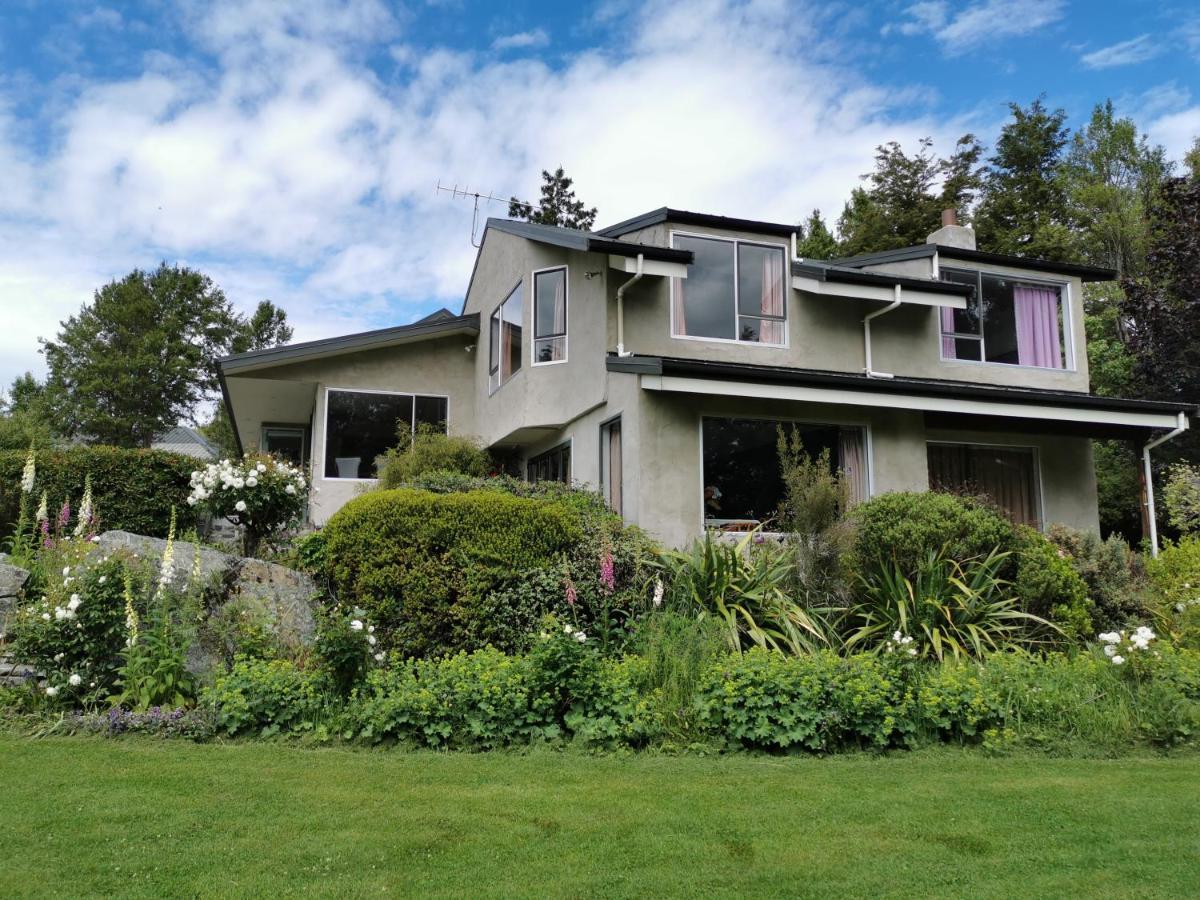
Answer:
673, 235, 736, 340
414, 396, 448, 432
534, 336, 565, 364
489, 309, 500, 374
981, 274, 1019, 364
941, 268, 981, 335
263, 429, 303, 465
324, 391, 413, 479
534, 269, 566, 338
928, 443, 1039, 526
954, 337, 983, 361
736, 244, 786, 326
503, 286, 522, 378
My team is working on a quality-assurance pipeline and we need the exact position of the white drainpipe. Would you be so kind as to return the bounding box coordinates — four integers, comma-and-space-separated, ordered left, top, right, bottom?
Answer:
1143, 412, 1190, 557
863, 284, 902, 379
615, 253, 643, 358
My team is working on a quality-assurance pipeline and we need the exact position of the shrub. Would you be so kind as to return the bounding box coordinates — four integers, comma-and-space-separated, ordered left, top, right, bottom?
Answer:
851, 491, 1016, 579
1146, 536, 1200, 649
315, 604, 385, 696
1011, 527, 1092, 641
1047, 525, 1148, 631
187, 454, 308, 557
204, 656, 330, 736
0, 446, 194, 538
377, 427, 493, 488
916, 663, 1004, 742
631, 612, 725, 742
1163, 462, 1200, 535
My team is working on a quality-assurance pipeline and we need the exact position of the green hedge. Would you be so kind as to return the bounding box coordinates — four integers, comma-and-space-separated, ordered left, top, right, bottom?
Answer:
0, 447, 196, 538
323, 488, 586, 658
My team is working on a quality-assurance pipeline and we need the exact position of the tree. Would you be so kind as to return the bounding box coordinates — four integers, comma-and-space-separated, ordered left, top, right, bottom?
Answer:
41, 265, 290, 449
509, 166, 598, 230
837, 135, 984, 257
793, 209, 840, 259
0, 373, 62, 450
974, 98, 1076, 261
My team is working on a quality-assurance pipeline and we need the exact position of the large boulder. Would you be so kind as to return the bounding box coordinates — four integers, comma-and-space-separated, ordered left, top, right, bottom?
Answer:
94, 531, 236, 586
0, 553, 29, 641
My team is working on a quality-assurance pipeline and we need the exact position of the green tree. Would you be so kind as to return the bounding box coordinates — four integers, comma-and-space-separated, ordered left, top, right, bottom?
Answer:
974, 98, 1076, 261
0, 373, 63, 450
509, 166, 598, 230
793, 209, 840, 259
42, 265, 289, 449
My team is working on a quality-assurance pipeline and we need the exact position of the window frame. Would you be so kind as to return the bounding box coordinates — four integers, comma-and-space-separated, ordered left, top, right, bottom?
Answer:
321, 386, 451, 483
531, 265, 569, 367
926, 439, 1045, 528
669, 230, 790, 349
526, 439, 573, 485
696, 412, 873, 533
489, 280, 524, 394
938, 266, 1075, 372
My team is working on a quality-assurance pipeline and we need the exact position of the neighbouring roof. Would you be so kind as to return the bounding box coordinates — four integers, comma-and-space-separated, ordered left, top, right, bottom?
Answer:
153, 426, 219, 459
595, 207, 797, 239
218, 312, 480, 374
484, 218, 694, 264
834, 244, 1117, 282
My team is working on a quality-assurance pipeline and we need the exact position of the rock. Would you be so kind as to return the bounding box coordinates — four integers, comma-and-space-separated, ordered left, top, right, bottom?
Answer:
230, 558, 318, 645
0, 558, 29, 598
94, 530, 236, 586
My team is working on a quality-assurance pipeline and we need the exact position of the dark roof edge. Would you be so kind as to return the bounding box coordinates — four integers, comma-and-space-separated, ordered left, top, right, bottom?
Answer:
219, 313, 480, 373
834, 243, 1116, 282
792, 261, 972, 297
484, 217, 693, 264
596, 207, 797, 239
607, 354, 1197, 417
216, 367, 243, 458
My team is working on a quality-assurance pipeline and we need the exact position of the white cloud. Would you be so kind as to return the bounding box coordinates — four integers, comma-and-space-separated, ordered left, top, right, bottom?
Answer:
0, 0, 964, 391
491, 29, 550, 52
1080, 34, 1162, 70
894, 0, 1065, 55
1147, 107, 1200, 165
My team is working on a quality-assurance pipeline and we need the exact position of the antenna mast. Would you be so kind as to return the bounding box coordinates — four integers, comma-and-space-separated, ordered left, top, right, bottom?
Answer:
436, 180, 532, 248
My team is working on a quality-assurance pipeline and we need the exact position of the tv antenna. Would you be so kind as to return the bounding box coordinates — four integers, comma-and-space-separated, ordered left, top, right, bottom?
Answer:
436, 180, 533, 248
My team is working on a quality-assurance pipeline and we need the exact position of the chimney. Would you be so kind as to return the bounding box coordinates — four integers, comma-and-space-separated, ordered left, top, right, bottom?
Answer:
927, 207, 975, 250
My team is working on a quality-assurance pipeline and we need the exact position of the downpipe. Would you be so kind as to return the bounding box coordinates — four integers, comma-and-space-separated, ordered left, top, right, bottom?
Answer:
863, 285, 902, 379
1143, 412, 1190, 557
615, 253, 643, 358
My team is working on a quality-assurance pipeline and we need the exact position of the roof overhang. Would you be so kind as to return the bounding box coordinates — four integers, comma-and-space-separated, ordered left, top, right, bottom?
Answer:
834, 243, 1117, 283
608, 254, 689, 279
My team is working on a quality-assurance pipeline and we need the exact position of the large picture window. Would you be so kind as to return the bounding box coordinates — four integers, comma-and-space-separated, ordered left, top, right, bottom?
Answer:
939, 268, 1067, 369
701, 417, 867, 530
533, 267, 567, 364
527, 442, 571, 484
323, 389, 447, 480
489, 283, 523, 392
671, 234, 786, 345
927, 442, 1041, 527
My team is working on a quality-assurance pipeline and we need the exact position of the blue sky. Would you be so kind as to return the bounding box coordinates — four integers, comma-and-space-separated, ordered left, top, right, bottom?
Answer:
1, 0, 1197, 391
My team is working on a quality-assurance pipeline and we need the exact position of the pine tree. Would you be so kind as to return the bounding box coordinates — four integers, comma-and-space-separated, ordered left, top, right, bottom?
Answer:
793, 209, 840, 259
509, 167, 598, 231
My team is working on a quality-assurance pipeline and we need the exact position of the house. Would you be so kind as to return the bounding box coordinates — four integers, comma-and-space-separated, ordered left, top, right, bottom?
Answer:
152, 426, 219, 460
217, 207, 1195, 551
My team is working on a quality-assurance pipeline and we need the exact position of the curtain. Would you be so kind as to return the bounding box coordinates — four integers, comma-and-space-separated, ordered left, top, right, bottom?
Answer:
673, 277, 687, 336
759, 251, 785, 344
1014, 285, 1063, 369
501, 317, 513, 378
839, 427, 868, 506
928, 444, 1038, 527
940, 307, 957, 358
551, 275, 566, 361
607, 423, 622, 514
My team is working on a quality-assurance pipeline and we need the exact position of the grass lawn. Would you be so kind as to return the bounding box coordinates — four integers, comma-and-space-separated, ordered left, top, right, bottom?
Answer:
3, 735, 1197, 898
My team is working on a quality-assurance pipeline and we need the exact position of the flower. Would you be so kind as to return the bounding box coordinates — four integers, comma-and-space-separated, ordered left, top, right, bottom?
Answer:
1111, 655, 1125, 666
564, 576, 577, 607
367, 635, 377, 646
234, 500, 247, 513
563, 622, 573, 634
652, 579, 664, 608
67, 594, 81, 612
20, 447, 35, 493
246, 476, 258, 488
599, 546, 615, 594
41, 612, 50, 621
68, 673, 82, 686
285, 484, 296, 495
1098, 631, 1121, 644
53, 652, 64, 662
35, 492, 48, 523
98, 576, 107, 585
574, 631, 587, 643
350, 619, 364, 631
44, 686, 58, 697
374, 652, 386, 662
1103, 644, 1117, 657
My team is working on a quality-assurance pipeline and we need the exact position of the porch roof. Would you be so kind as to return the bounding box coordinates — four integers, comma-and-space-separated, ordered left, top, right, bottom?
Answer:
607, 354, 1196, 438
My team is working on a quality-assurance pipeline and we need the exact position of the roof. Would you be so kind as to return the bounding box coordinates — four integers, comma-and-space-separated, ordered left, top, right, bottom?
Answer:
834, 244, 1117, 282
218, 312, 480, 374
792, 260, 973, 298
152, 426, 219, 459
484, 218, 693, 264
607, 354, 1195, 436
596, 207, 797, 240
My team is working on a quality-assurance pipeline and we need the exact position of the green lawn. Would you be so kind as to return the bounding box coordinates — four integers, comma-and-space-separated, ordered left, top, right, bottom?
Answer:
3, 735, 1197, 898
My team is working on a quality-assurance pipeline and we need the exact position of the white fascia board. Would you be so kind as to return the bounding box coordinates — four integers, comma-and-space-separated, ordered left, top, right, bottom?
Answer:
608, 254, 688, 278
792, 276, 966, 309
640, 374, 1181, 430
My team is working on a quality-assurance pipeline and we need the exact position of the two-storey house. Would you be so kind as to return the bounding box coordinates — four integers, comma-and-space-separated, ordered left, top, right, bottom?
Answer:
218, 207, 1194, 550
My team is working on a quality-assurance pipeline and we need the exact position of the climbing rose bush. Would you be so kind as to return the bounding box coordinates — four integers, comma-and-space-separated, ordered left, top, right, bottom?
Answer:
188, 454, 308, 556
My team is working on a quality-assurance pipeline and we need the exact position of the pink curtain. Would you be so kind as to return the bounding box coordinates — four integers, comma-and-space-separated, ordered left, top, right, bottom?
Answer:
673, 277, 687, 335
759, 251, 785, 343
1014, 285, 1063, 369
940, 307, 957, 358
551, 275, 566, 361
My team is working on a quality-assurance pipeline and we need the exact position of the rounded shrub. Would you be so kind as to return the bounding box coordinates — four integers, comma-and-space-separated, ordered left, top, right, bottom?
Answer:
1011, 526, 1092, 642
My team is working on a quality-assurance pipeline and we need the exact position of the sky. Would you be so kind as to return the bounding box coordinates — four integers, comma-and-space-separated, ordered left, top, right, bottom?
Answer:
0, 0, 1197, 392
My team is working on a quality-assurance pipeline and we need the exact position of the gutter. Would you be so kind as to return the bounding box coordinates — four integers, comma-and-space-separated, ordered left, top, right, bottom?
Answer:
1143, 412, 1190, 557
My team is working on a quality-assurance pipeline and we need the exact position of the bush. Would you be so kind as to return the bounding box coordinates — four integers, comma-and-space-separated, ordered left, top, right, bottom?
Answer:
1147, 537, 1200, 649
204, 657, 330, 737
1164, 462, 1200, 536
1011, 527, 1092, 641
187, 454, 308, 557
377, 428, 493, 488
0, 446, 194, 538
1047, 525, 1149, 631
851, 492, 1016, 579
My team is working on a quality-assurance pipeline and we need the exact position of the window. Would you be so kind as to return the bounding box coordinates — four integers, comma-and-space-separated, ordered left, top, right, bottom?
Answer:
671, 234, 786, 345
927, 442, 1041, 527
262, 426, 305, 465
527, 442, 571, 484
489, 283, 523, 392
323, 389, 447, 480
533, 267, 567, 364
701, 417, 867, 529
939, 268, 1067, 369
599, 418, 622, 515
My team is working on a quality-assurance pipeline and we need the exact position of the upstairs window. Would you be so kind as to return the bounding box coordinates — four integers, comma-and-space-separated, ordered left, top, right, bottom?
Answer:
671, 234, 786, 345
324, 389, 447, 480
533, 267, 567, 364
489, 283, 523, 392
939, 268, 1067, 369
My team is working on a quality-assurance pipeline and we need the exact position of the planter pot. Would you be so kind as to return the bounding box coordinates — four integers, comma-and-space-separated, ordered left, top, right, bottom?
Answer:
335, 457, 362, 479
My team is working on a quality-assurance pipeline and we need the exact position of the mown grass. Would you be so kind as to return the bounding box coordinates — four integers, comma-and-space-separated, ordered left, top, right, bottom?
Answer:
3, 734, 1197, 898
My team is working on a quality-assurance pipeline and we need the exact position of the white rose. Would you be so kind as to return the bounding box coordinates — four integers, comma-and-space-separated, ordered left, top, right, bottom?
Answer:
235, 500, 247, 512
1111, 655, 1125, 666
68, 673, 82, 686
368, 635, 377, 646
374, 652, 386, 662
45, 686, 58, 697
257, 463, 267, 473
247, 477, 258, 488
285, 485, 296, 495
350, 620, 364, 631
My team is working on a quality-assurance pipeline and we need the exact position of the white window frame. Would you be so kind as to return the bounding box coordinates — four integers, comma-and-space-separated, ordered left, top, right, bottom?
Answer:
669, 230, 790, 349
489, 281, 524, 394
926, 439, 1045, 528
938, 267, 1076, 372
531, 265, 569, 367
696, 412, 874, 534
321, 386, 450, 483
